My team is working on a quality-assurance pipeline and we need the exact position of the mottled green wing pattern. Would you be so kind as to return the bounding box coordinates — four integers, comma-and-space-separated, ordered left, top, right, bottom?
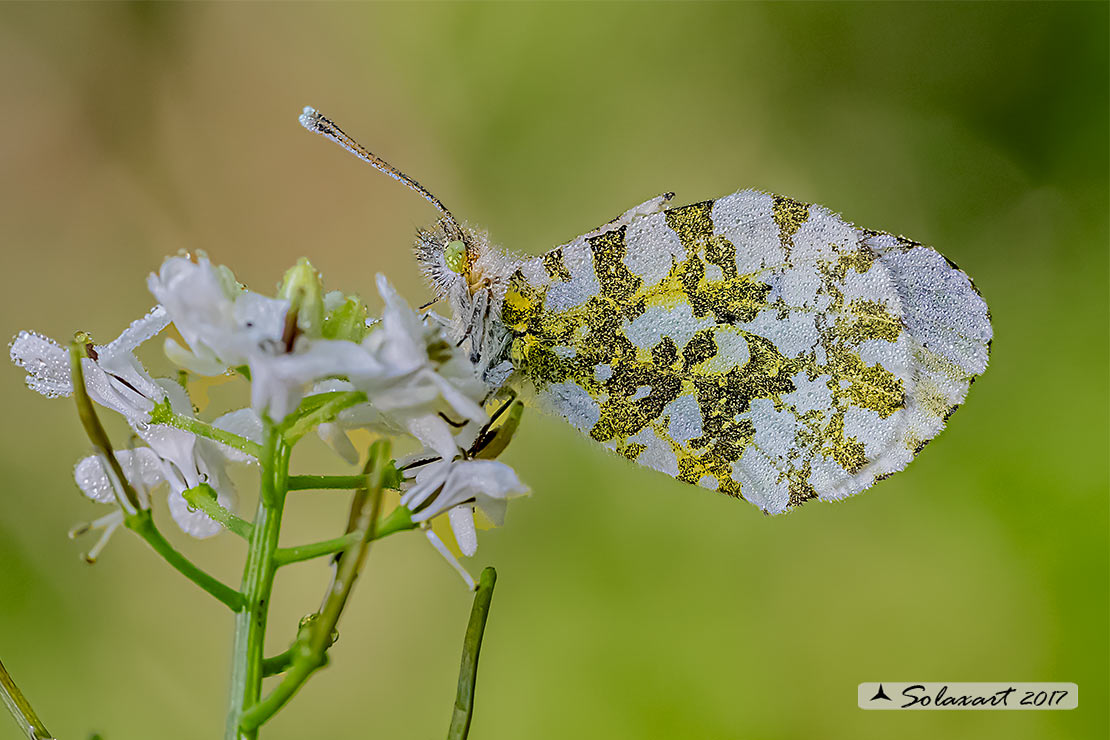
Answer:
499, 190, 991, 513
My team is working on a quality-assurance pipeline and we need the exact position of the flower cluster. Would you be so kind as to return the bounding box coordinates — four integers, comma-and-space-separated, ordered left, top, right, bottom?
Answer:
10, 254, 528, 582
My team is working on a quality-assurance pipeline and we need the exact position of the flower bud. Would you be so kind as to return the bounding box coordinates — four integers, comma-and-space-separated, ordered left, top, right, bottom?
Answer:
322, 292, 369, 343
279, 258, 326, 338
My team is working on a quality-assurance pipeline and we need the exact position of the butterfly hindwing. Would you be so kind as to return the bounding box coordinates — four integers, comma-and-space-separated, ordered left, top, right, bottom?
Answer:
499, 190, 991, 513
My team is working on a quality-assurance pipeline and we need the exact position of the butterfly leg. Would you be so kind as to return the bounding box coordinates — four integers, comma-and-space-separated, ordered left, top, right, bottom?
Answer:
470, 396, 523, 461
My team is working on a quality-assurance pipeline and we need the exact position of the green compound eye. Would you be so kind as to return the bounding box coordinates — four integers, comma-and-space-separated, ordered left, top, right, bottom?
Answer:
444, 240, 467, 274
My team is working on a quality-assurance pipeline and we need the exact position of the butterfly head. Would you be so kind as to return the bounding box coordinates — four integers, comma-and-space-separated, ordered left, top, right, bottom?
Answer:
414, 219, 506, 302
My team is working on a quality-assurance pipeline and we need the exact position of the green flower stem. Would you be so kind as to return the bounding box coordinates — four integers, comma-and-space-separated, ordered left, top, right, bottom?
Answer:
280, 391, 367, 443
375, 504, 416, 538
237, 658, 311, 731
225, 422, 290, 740
149, 403, 264, 459
260, 649, 293, 678
275, 531, 360, 566
125, 511, 244, 611
273, 506, 416, 566
68, 340, 142, 512
0, 656, 52, 740
447, 567, 498, 740
286, 474, 371, 491
239, 441, 390, 733
183, 485, 253, 539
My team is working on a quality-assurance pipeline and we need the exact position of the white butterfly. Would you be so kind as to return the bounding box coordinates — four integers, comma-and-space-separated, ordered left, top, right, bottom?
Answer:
300, 107, 991, 514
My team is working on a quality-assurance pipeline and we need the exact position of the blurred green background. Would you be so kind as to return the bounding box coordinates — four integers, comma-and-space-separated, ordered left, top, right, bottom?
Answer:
0, 3, 1106, 740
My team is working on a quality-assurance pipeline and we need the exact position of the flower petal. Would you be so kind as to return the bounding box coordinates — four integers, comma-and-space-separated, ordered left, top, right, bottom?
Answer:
213, 408, 264, 442
423, 528, 475, 590
165, 483, 233, 539
149, 255, 289, 373
82, 358, 156, 423
74, 449, 165, 505
105, 305, 170, 354
448, 505, 478, 557
10, 330, 72, 398
163, 337, 227, 375
212, 408, 265, 462
317, 422, 360, 464
249, 339, 375, 421
401, 460, 452, 514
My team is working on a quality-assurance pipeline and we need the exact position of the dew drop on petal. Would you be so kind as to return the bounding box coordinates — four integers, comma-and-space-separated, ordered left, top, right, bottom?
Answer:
73, 456, 117, 504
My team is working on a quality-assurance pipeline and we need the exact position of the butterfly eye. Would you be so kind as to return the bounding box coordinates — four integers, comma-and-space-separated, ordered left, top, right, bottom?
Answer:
444, 240, 467, 275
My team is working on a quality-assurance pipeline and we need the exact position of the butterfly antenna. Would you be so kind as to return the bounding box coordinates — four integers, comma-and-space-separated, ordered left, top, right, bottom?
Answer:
299, 106, 464, 240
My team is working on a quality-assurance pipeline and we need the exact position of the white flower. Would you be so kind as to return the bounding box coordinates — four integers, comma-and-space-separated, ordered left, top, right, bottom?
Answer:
10, 306, 170, 423
362, 274, 487, 425
137, 386, 248, 537
148, 254, 327, 421
402, 459, 529, 549
149, 256, 373, 422
400, 457, 529, 588
315, 275, 491, 463
74, 448, 161, 507
147, 255, 289, 376
247, 339, 377, 422
73, 418, 241, 541
71, 440, 236, 563
12, 306, 247, 541
70, 450, 156, 563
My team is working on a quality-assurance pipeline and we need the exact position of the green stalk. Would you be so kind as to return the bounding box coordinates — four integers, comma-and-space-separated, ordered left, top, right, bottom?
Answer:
281, 391, 367, 444
239, 441, 390, 732
126, 511, 244, 611
225, 422, 290, 740
273, 506, 415, 566
68, 340, 141, 513
183, 485, 253, 539
447, 567, 498, 740
149, 401, 264, 459
286, 474, 370, 491
0, 656, 52, 740
260, 649, 294, 678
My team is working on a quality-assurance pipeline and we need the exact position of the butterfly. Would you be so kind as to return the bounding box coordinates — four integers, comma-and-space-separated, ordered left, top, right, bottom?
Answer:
300, 107, 992, 515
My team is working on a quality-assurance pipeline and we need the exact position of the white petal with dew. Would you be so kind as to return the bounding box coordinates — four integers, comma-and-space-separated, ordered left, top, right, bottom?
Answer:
165, 482, 234, 539
211, 408, 265, 462
74, 449, 165, 505
105, 305, 170, 353
405, 415, 461, 462
10, 330, 72, 398
81, 358, 155, 423
448, 505, 478, 557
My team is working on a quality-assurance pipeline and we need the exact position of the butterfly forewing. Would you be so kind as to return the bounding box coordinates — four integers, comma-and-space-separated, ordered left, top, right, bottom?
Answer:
498, 190, 991, 514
